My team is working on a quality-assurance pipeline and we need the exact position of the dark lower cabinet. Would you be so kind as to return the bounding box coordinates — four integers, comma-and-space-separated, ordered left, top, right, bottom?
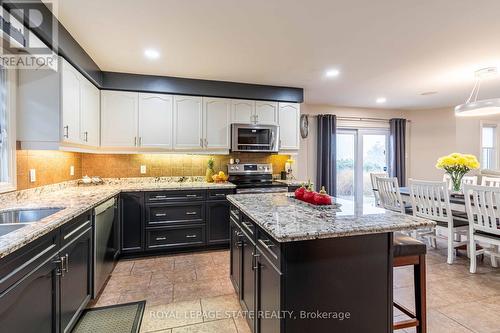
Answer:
207, 200, 230, 244
256, 249, 282, 333
241, 230, 256, 332
230, 218, 242, 294
60, 226, 92, 333
0, 254, 60, 333
121, 192, 144, 253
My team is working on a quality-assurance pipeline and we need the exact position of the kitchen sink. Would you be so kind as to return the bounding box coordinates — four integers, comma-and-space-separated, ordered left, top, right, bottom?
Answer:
0, 208, 64, 224
0, 224, 27, 237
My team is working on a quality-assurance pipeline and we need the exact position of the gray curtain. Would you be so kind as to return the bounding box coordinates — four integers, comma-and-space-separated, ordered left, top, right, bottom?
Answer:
389, 118, 406, 186
316, 114, 337, 195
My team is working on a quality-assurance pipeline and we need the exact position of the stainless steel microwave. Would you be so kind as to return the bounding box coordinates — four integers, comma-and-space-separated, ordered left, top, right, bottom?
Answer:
231, 124, 279, 152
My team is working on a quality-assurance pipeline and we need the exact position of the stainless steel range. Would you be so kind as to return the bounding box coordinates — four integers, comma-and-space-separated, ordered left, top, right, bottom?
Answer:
227, 163, 288, 194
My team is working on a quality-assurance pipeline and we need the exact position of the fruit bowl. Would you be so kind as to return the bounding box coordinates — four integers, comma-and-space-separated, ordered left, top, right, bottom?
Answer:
212, 174, 229, 183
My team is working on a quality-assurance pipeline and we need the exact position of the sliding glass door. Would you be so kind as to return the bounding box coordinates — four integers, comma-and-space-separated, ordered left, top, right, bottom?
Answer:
336, 129, 389, 204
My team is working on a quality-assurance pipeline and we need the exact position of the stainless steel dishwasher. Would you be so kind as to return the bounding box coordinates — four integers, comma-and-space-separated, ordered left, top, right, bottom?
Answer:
93, 197, 118, 298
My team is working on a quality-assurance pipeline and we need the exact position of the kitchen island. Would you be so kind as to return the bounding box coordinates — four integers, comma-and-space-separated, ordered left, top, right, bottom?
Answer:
226, 193, 435, 333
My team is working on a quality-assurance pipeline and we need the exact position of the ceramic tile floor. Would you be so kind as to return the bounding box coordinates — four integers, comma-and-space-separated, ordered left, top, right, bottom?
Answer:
90, 242, 499, 333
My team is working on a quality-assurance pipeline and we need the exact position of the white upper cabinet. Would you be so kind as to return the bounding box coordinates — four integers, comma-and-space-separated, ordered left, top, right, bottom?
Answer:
101, 91, 139, 147
278, 102, 300, 150
80, 80, 100, 147
173, 96, 203, 150
60, 60, 81, 144
203, 97, 231, 150
138, 93, 173, 149
231, 99, 255, 124
255, 101, 278, 125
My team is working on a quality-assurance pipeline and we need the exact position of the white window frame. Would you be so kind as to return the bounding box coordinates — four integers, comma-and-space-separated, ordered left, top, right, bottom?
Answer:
479, 121, 498, 171
0, 68, 16, 193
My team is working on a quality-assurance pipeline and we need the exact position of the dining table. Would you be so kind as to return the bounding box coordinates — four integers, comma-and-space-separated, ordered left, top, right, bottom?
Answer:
398, 187, 468, 214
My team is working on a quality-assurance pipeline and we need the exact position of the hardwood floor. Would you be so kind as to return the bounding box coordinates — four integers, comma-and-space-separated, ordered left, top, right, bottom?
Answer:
90, 241, 499, 333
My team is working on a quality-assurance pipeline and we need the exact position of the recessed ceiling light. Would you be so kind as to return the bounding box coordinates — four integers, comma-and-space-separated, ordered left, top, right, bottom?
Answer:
420, 91, 438, 96
144, 49, 160, 59
325, 69, 340, 78
376, 97, 387, 104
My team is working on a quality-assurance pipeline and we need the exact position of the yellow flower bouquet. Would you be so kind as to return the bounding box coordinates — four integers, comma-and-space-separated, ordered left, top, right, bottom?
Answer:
436, 153, 480, 192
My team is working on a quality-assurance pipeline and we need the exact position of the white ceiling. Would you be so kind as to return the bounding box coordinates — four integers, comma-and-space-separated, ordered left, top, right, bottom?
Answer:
49, 0, 500, 110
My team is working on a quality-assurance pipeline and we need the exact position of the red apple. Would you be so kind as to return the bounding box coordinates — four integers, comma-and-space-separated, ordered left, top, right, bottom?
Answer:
314, 186, 332, 205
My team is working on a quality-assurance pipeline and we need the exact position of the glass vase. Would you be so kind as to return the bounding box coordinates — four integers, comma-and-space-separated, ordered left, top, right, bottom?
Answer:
450, 174, 463, 193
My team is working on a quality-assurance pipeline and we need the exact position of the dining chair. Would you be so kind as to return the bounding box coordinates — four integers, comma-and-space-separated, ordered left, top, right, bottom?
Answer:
442, 174, 477, 191
463, 184, 500, 273
408, 179, 469, 264
370, 172, 389, 207
481, 176, 500, 187
376, 177, 405, 213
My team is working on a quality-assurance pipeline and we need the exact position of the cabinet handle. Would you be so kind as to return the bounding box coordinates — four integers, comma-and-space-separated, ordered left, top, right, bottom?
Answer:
63, 125, 69, 138
54, 258, 63, 276
154, 195, 167, 199
84, 131, 88, 142
204, 138, 208, 147
251, 252, 260, 270
215, 193, 226, 197
186, 234, 197, 238
155, 213, 167, 217
139, 137, 142, 146
134, 137, 137, 146
259, 239, 275, 249
63, 253, 69, 273
242, 221, 253, 233
200, 138, 203, 147
186, 194, 197, 198
185, 212, 197, 215
156, 237, 167, 241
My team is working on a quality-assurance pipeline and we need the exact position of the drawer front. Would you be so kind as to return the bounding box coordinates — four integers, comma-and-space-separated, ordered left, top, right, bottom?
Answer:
230, 205, 240, 222
207, 189, 234, 201
145, 190, 206, 203
256, 228, 281, 268
60, 211, 93, 247
146, 226, 206, 249
147, 203, 205, 225
240, 215, 256, 240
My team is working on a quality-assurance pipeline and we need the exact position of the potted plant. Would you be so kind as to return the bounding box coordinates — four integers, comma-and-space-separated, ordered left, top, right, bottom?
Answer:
436, 153, 480, 193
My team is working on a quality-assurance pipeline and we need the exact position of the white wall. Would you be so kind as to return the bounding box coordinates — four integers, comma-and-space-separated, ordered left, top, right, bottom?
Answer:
296, 103, 406, 187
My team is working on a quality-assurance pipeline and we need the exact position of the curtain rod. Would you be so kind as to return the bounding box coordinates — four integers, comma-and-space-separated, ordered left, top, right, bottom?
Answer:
302, 114, 412, 123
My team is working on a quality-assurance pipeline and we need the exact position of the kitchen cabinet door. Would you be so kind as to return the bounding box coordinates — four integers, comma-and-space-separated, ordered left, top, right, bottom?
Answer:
256, 250, 282, 333
101, 90, 139, 147
207, 200, 230, 244
231, 99, 255, 124
173, 96, 203, 149
241, 231, 256, 332
0, 255, 60, 333
203, 97, 231, 150
139, 93, 173, 149
60, 226, 92, 333
120, 192, 144, 253
80, 79, 100, 147
230, 219, 243, 294
61, 58, 82, 144
255, 101, 278, 125
278, 102, 300, 150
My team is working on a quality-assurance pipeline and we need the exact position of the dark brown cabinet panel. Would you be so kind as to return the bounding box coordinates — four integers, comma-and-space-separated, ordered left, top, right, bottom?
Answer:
207, 201, 230, 244
0, 254, 60, 333
120, 192, 144, 253
60, 226, 92, 333
256, 250, 282, 333
241, 231, 256, 332
147, 203, 205, 226
146, 225, 205, 249
145, 190, 206, 203
230, 218, 243, 294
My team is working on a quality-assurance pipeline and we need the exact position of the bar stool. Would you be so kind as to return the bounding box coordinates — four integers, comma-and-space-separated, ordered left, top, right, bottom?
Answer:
393, 233, 427, 333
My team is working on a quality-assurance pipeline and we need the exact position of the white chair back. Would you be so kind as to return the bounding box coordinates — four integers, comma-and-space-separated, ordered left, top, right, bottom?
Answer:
376, 177, 405, 213
370, 172, 389, 207
463, 184, 500, 236
443, 174, 477, 190
481, 176, 500, 187
408, 179, 452, 224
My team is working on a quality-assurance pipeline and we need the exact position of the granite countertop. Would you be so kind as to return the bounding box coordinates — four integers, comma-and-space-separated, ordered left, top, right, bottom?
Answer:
0, 178, 236, 259
275, 179, 306, 186
226, 193, 436, 242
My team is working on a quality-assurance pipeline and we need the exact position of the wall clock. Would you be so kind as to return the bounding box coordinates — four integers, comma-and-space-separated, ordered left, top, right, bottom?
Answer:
300, 114, 309, 139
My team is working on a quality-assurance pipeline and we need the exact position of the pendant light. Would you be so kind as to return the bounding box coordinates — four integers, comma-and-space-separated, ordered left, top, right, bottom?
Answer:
455, 67, 500, 117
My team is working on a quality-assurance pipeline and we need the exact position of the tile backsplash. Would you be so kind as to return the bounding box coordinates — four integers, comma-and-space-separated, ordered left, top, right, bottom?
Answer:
15, 151, 290, 190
